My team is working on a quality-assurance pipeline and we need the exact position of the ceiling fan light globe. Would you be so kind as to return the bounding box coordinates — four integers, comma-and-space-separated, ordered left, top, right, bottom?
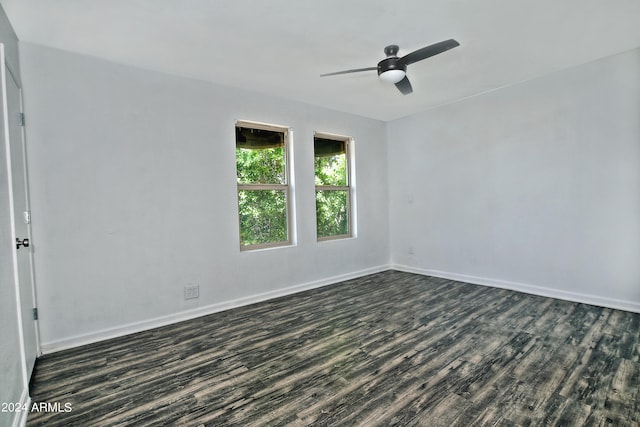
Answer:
379, 69, 406, 84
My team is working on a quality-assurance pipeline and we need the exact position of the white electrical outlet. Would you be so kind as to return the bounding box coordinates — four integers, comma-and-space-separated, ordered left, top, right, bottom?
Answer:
184, 284, 199, 300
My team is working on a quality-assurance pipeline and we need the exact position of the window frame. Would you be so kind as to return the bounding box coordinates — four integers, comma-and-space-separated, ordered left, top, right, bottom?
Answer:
314, 132, 353, 242
236, 120, 293, 251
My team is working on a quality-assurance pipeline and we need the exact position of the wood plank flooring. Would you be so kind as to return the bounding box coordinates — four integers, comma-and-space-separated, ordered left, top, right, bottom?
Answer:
27, 271, 640, 426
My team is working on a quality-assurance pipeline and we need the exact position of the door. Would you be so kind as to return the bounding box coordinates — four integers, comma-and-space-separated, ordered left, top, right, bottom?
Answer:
2, 46, 39, 377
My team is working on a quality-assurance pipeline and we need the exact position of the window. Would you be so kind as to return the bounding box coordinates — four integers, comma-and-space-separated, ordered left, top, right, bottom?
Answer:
314, 133, 353, 240
236, 121, 292, 250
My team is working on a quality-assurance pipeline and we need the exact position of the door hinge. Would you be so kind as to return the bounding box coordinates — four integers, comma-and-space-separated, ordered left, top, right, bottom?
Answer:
23, 211, 31, 224
33, 307, 38, 320
19, 112, 25, 126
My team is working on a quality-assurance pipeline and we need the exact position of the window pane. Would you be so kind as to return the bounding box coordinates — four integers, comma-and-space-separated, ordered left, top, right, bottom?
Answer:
238, 190, 288, 246
236, 146, 285, 184
316, 190, 349, 238
314, 139, 346, 186
236, 126, 285, 184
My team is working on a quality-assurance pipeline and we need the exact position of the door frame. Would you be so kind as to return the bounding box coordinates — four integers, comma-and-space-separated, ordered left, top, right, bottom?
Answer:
1, 44, 40, 384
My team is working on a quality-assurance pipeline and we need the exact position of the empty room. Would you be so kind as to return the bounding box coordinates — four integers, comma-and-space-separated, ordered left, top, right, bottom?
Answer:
1, 1, 639, 426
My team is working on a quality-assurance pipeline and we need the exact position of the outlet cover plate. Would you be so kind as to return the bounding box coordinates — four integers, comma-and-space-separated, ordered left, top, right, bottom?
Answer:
184, 284, 199, 300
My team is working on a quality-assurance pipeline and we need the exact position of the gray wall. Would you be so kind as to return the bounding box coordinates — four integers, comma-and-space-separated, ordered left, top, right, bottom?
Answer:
0, 2, 18, 80
0, 5, 25, 427
388, 48, 640, 309
19, 43, 390, 350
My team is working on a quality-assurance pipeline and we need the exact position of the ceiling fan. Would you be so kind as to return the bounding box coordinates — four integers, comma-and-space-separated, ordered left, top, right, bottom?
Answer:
320, 39, 460, 95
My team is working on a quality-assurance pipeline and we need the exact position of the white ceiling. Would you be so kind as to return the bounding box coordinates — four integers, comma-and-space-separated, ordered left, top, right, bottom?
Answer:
2, 0, 640, 121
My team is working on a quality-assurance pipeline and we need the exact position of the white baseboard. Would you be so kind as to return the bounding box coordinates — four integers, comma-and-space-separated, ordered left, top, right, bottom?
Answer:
390, 264, 640, 314
40, 265, 391, 354
39, 263, 639, 354
12, 388, 30, 427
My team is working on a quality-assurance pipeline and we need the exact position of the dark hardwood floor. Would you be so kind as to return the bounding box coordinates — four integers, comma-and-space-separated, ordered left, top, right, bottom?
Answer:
28, 270, 640, 426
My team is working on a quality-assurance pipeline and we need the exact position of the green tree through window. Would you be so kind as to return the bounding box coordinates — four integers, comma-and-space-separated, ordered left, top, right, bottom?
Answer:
314, 135, 352, 240
236, 124, 290, 249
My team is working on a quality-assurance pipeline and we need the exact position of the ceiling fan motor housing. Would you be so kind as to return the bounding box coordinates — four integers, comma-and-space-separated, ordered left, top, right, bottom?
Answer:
377, 57, 406, 76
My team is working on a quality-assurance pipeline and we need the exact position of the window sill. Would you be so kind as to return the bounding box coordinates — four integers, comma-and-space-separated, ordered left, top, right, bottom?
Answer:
240, 242, 296, 253
317, 234, 354, 243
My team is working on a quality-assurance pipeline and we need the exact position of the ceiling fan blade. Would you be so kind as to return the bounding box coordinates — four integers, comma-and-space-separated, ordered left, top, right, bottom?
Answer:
395, 76, 413, 95
400, 39, 460, 66
320, 67, 377, 77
